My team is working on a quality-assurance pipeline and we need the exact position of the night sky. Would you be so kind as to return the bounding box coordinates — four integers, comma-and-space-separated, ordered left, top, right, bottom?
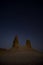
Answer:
0, 1, 43, 51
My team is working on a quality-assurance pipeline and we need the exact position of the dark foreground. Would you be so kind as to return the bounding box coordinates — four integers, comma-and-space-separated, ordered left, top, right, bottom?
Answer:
0, 62, 43, 65
0, 48, 43, 65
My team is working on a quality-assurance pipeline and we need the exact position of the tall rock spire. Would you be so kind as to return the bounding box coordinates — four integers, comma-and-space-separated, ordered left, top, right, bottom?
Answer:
12, 35, 19, 48
26, 40, 31, 48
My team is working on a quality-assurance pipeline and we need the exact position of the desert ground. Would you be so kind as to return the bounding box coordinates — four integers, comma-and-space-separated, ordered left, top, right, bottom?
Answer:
0, 47, 43, 65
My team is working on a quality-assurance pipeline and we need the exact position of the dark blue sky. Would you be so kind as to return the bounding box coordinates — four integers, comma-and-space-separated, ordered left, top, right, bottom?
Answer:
0, 1, 43, 51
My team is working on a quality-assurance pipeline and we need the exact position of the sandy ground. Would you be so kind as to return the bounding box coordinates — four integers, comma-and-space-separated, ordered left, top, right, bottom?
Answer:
0, 47, 43, 65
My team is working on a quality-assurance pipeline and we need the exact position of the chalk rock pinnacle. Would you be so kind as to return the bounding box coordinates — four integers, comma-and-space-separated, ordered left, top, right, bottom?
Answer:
26, 40, 31, 48
12, 35, 19, 48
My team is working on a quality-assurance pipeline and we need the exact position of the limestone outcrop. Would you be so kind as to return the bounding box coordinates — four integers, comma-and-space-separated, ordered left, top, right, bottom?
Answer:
12, 35, 32, 49
26, 40, 31, 48
12, 35, 19, 48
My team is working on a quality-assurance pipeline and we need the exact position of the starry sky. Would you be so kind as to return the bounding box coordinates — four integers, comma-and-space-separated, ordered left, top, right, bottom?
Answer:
0, 1, 43, 51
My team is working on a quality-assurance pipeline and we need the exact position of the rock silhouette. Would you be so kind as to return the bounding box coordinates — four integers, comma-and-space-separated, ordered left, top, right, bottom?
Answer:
12, 35, 19, 48
12, 35, 32, 49
26, 40, 31, 48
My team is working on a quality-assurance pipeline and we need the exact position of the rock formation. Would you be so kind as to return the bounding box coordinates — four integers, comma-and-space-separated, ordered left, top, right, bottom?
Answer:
12, 35, 19, 48
26, 40, 31, 48
12, 35, 32, 49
